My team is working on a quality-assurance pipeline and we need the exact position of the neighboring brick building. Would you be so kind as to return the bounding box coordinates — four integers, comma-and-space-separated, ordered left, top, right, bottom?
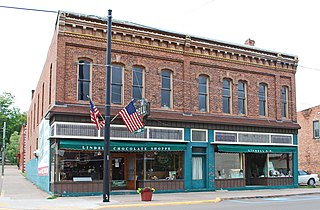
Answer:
298, 106, 320, 174
18, 123, 27, 172
23, 11, 300, 196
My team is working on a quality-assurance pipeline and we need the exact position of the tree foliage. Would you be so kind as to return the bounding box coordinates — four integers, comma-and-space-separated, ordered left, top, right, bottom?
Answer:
6, 131, 19, 164
0, 92, 26, 149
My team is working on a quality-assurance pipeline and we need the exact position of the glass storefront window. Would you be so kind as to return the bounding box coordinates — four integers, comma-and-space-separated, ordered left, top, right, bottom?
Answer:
57, 150, 104, 181
136, 152, 184, 180
268, 153, 292, 177
215, 153, 243, 179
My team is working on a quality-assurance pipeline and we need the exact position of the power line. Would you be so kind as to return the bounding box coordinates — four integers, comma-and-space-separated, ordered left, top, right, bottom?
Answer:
0, 5, 57, 13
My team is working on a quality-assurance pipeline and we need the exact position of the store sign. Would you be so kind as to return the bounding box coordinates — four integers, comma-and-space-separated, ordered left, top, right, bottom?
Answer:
81, 145, 104, 150
112, 146, 172, 152
247, 149, 272, 153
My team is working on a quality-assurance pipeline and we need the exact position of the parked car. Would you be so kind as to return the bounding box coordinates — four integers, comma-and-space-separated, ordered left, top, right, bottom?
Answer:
298, 170, 319, 185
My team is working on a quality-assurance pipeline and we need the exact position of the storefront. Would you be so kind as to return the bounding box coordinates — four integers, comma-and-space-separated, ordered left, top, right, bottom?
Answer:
50, 139, 186, 196
214, 144, 297, 189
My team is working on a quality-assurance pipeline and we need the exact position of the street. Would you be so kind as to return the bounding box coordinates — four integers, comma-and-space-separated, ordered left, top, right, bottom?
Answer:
96, 194, 320, 210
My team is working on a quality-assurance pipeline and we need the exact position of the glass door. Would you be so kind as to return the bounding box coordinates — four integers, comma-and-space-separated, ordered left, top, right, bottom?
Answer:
112, 157, 127, 189
192, 156, 206, 189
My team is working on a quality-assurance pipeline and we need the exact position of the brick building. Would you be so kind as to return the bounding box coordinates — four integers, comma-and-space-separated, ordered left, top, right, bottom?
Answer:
23, 11, 300, 196
298, 106, 320, 174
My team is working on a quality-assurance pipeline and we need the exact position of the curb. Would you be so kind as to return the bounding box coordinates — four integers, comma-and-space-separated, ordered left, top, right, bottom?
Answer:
93, 198, 222, 209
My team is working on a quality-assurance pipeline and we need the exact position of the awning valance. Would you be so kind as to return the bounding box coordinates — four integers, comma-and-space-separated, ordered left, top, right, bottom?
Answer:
60, 139, 187, 152
216, 144, 297, 153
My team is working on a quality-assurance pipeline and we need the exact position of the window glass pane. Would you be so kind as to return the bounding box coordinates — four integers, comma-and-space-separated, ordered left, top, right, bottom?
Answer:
133, 86, 142, 100
192, 157, 203, 180
222, 89, 230, 97
58, 150, 104, 181
132, 67, 143, 86
314, 121, 319, 138
79, 60, 90, 80
198, 76, 207, 94
162, 75, 171, 89
223, 97, 230, 113
192, 130, 207, 142
78, 81, 90, 101
192, 147, 206, 153
215, 153, 243, 179
111, 85, 122, 104
161, 90, 170, 108
268, 153, 292, 177
238, 99, 245, 114
137, 152, 184, 180
259, 101, 266, 116
198, 95, 206, 112
112, 65, 122, 83
223, 79, 230, 89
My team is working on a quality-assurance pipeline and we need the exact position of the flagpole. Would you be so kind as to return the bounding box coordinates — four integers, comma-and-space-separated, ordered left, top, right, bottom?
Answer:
103, 9, 112, 203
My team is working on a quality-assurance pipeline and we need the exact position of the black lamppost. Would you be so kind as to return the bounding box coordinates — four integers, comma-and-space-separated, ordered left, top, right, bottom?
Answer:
103, 9, 112, 203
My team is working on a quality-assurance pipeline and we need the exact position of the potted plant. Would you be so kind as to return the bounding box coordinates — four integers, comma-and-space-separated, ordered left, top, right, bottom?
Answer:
137, 187, 155, 201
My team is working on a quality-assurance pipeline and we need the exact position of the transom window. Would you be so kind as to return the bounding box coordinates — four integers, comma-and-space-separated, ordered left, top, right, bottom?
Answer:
191, 129, 207, 142
78, 60, 91, 101
132, 66, 144, 100
222, 79, 231, 114
238, 81, 246, 115
281, 86, 288, 118
198, 75, 208, 112
314, 121, 319, 139
259, 83, 267, 116
111, 64, 123, 104
161, 70, 172, 108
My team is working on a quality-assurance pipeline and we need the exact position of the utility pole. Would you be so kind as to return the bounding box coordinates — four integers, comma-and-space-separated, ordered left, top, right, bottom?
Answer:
103, 9, 112, 203
2, 122, 6, 176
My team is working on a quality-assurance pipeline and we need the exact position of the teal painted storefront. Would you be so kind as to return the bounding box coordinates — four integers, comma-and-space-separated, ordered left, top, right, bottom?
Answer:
26, 158, 50, 193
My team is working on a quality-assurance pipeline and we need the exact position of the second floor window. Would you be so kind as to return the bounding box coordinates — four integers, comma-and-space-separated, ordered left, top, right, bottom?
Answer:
111, 64, 123, 104
222, 79, 231, 114
161, 70, 172, 108
78, 60, 91, 101
238, 81, 246, 115
132, 67, 144, 99
281, 86, 288, 118
259, 83, 267, 116
198, 76, 208, 112
314, 121, 319, 139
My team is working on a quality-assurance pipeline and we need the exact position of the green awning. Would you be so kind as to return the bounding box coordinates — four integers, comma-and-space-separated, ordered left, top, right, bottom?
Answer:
60, 139, 187, 152
217, 144, 297, 153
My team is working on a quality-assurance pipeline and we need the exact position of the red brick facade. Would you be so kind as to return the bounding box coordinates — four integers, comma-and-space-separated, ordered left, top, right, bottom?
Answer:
298, 106, 320, 175
24, 12, 299, 164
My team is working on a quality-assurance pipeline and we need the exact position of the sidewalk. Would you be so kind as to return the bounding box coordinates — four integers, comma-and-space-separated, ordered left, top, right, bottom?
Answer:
1, 165, 320, 210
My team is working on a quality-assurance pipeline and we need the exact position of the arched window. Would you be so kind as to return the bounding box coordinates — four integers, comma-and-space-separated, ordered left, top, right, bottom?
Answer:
281, 86, 288, 118
111, 64, 123, 104
161, 70, 172, 108
259, 83, 267, 116
198, 75, 208, 112
222, 79, 232, 114
78, 60, 91, 101
132, 66, 144, 100
238, 81, 247, 115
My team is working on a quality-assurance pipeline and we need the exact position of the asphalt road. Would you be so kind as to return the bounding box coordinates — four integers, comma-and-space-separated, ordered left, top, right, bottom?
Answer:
96, 194, 320, 210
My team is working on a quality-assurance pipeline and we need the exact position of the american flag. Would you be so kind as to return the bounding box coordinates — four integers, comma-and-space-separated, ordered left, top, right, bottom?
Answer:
119, 100, 144, 132
90, 99, 105, 130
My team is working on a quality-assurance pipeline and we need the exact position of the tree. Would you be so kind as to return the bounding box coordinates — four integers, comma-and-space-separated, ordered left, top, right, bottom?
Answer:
6, 131, 19, 164
0, 92, 26, 148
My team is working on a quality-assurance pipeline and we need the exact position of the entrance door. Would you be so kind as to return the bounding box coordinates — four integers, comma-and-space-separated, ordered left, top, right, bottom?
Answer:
245, 153, 267, 186
192, 156, 206, 189
111, 156, 127, 189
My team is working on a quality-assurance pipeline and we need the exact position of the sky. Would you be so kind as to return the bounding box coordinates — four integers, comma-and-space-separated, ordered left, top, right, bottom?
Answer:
1, 0, 320, 112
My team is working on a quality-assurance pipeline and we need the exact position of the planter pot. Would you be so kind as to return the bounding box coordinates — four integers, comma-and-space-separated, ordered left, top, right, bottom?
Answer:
140, 191, 153, 201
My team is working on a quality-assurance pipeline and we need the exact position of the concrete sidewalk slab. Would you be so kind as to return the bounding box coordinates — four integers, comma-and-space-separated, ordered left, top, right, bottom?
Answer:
1, 165, 320, 210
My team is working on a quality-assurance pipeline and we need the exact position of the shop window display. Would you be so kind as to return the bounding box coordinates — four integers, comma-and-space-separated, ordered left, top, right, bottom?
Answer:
57, 150, 104, 181
215, 153, 244, 179
268, 153, 292, 177
136, 152, 184, 181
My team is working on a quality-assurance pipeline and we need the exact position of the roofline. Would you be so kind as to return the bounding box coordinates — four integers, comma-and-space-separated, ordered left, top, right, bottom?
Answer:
58, 10, 297, 60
